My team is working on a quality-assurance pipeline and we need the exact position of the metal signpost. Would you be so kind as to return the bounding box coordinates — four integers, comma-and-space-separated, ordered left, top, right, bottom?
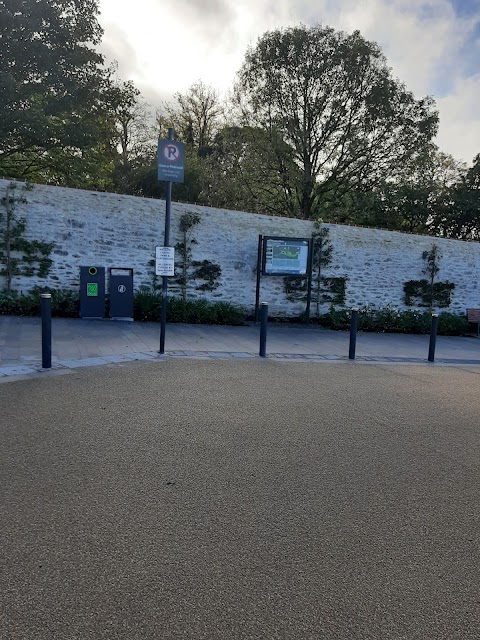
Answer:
157, 129, 185, 354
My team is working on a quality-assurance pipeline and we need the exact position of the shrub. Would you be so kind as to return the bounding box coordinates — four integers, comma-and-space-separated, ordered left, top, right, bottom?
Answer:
0, 287, 79, 317
0, 289, 39, 316
319, 305, 469, 336
133, 291, 247, 325
133, 289, 161, 322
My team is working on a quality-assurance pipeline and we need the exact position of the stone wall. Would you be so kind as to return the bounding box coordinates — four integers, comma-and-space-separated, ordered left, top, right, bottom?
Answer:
1, 178, 479, 315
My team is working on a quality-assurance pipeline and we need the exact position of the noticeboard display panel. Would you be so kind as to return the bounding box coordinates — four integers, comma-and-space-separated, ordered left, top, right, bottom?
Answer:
262, 236, 310, 276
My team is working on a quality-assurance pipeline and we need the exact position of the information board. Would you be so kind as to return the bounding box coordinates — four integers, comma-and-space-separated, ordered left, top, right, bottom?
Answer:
262, 237, 310, 276
156, 246, 175, 276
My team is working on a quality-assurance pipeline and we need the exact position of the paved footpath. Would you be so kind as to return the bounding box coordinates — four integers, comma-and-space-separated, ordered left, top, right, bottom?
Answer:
1, 315, 480, 380
1, 359, 480, 638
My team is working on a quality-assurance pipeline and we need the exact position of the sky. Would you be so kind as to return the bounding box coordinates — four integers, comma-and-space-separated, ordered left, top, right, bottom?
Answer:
98, 0, 480, 164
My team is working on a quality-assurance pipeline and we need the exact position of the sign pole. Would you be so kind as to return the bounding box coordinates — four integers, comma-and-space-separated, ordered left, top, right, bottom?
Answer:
159, 128, 174, 354
305, 236, 314, 324
255, 235, 263, 323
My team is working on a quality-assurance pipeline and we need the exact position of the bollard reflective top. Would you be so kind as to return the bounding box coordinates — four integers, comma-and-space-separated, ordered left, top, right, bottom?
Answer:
41, 293, 52, 298
432, 313, 438, 317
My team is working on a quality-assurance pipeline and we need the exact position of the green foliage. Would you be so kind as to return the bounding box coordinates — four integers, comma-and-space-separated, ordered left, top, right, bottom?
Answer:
133, 290, 246, 325
173, 211, 221, 300
422, 243, 440, 282
319, 306, 468, 335
0, 286, 246, 325
0, 287, 79, 317
200, 126, 301, 217
132, 289, 161, 321
321, 277, 347, 305
283, 275, 346, 305
319, 144, 462, 231
0, 289, 39, 316
403, 243, 454, 309
283, 276, 308, 302
0, 183, 54, 291
0, 0, 111, 181
237, 24, 438, 219
191, 260, 222, 292
403, 280, 455, 308
428, 153, 480, 239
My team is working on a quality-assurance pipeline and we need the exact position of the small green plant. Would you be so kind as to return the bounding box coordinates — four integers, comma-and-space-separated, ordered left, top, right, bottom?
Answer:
173, 211, 222, 300
0, 182, 54, 292
403, 280, 455, 308
403, 243, 454, 309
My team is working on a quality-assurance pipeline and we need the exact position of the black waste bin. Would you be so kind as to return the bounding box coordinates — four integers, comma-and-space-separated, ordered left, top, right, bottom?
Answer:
109, 268, 134, 320
79, 266, 105, 318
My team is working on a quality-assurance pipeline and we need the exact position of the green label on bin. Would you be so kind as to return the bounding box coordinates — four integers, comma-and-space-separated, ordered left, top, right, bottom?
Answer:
87, 282, 98, 297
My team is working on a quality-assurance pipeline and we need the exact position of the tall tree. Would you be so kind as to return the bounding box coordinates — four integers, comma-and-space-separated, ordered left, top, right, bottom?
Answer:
159, 81, 223, 157
236, 24, 439, 219
104, 78, 157, 192
430, 154, 480, 239
0, 0, 110, 180
321, 145, 464, 232
200, 126, 300, 215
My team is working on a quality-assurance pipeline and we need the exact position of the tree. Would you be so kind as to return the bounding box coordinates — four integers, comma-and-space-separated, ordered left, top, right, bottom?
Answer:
200, 126, 301, 215
236, 24, 439, 219
158, 81, 223, 157
429, 154, 480, 239
0, 0, 110, 180
318, 145, 464, 232
104, 78, 157, 193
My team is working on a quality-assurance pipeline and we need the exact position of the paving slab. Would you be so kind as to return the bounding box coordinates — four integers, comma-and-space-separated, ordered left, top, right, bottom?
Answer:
1, 315, 480, 378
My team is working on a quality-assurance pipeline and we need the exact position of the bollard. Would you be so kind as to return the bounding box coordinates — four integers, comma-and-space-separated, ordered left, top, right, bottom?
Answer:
349, 308, 358, 360
428, 313, 439, 362
41, 293, 52, 369
259, 302, 268, 357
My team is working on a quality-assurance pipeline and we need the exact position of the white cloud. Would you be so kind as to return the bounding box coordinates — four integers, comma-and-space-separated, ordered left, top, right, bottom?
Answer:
436, 74, 480, 163
98, 0, 480, 162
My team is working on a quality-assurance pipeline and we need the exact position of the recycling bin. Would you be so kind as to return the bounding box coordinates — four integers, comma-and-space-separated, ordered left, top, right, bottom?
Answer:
79, 266, 105, 318
109, 268, 134, 320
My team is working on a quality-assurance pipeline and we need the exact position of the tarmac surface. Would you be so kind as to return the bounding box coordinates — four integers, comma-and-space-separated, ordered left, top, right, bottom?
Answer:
1, 358, 480, 638
1, 315, 480, 381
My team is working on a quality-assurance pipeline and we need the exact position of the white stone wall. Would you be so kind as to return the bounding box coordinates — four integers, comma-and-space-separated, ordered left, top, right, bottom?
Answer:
1, 178, 479, 315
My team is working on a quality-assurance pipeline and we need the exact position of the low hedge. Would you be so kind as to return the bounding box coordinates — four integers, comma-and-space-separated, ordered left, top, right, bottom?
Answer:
319, 306, 469, 336
0, 289, 471, 334
133, 291, 247, 325
0, 288, 247, 325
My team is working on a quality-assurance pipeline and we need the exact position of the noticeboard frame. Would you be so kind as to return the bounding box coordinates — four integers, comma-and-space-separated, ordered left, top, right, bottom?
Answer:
261, 235, 311, 277
255, 235, 314, 324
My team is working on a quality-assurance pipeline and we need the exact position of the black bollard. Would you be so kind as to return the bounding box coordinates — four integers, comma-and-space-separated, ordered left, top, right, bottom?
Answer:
259, 302, 268, 357
428, 313, 439, 362
349, 308, 358, 360
41, 293, 52, 369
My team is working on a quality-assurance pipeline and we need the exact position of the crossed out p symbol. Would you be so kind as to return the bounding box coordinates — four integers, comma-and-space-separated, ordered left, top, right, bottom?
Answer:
163, 144, 180, 162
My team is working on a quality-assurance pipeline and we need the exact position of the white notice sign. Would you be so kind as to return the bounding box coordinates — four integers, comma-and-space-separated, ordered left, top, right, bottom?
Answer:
155, 246, 175, 276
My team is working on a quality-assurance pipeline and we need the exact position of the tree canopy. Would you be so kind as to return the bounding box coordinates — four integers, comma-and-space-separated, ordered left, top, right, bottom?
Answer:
0, 0, 110, 179
236, 25, 439, 219
1, 8, 478, 240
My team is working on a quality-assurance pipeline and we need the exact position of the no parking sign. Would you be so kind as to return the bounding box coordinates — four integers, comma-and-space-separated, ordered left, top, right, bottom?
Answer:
157, 139, 185, 183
